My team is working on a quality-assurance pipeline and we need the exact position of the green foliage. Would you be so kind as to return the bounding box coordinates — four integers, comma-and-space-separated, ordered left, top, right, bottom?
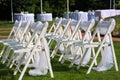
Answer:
116, 1, 120, 8
112, 16, 120, 37
1, 0, 120, 20
0, 0, 11, 20
0, 16, 120, 80
13, 0, 36, 13
48, 0, 67, 17
43, 1, 52, 13
0, 41, 120, 80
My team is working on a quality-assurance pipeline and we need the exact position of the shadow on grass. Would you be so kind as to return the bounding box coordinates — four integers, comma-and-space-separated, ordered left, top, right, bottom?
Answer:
51, 56, 89, 74
0, 63, 13, 75
0, 62, 16, 80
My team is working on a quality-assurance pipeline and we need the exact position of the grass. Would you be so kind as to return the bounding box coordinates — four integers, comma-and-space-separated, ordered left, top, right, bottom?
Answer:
0, 41, 120, 80
0, 21, 13, 28
0, 21, 12, 37
0, 18, 120, 80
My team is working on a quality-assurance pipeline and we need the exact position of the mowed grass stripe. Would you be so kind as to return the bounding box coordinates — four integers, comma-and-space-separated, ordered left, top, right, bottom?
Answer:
0, 28, 10, 36
0, 28, 12, 31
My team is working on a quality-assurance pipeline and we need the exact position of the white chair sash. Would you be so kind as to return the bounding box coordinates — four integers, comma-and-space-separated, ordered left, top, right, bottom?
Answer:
93, 19, 115, 71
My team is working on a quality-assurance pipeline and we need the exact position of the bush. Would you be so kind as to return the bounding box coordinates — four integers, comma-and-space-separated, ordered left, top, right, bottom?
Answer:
112, 24, 120, 37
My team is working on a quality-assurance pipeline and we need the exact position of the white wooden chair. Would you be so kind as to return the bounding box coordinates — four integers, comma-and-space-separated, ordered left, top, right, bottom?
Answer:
6, 22, 40, 68
0, 20, 22, 58
72, 18, 118, 74
46, 17, 62, 47
57, 19, 82, 61
0, 21, 31, 63
5, 22, 53, 80
50, 18, 72, 58
60, 19, 95, 64
46, 17, 62, 36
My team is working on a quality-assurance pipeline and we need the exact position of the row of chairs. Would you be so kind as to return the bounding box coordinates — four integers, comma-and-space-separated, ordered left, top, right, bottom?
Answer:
0, 21, 54, 80
0, 17, 119, 79
46, 17, 119, 74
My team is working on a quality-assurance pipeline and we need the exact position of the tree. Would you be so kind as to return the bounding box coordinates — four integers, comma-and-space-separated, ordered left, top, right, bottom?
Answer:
0, 0, 11, 20
13, 0, 36, 13
116, 0, 120, 8
43, 0, 66, 17
0, 0, 119, 20
68, 0, 76, 11
43, 1, 52, 13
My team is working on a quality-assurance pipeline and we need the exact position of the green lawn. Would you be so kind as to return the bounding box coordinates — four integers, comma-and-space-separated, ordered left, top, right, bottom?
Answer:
0, 41, 120, 80
0, 21, 13, 28
0, 21, 12, 37
0, 18, 120, 80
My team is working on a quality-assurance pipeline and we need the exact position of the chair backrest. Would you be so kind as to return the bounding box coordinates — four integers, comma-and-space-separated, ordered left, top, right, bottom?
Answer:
96, 19, 115, 35
70, 19, 95, 41
80, 19, 95, 41
22, 21, 42, 43
26, 21, 48, 47
26, 21, 43, 47
8, 20, 22, 39
80, 19, 95, 31
39, 22, 48, 38
54, 17, 62, 25
60, 18, 71, 38
15, 21, 31, 42
90, 18, 115, 42
69, 19, 82, 40
30, 21, 43, 33
28, 22, 48, 47
48, 17, 62, 34
61, 18, 71, 27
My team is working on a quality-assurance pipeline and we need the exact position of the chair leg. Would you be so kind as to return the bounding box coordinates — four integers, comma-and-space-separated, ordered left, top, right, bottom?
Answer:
48, 39, 52, 46
68, 47, 82, 68
77, 48, 89, 70
91, 48, 97, 65
69, 55, 77, 68
14, 53, 26, 75
45, 52, 54, 78
59, 44, 71, 62
7, 53, 16, 68
87, 45, 103, 74
43, 38, 54, 78
109, 34, 119, 71
18, 51, 34, 80
51, 43, 60, 58
1, 47, 11, 63
0, 45, 6, 58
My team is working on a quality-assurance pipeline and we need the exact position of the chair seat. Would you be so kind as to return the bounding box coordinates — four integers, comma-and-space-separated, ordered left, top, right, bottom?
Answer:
0, 39, 15, 43
74, 42, 110, 48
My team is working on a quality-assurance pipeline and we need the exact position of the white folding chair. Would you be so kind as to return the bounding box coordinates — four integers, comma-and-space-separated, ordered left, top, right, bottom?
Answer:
72, 18, 118, 74
1, 21, 31, 63
0, 20, 22, 58
57, 19, 82, 61
50, 18, 72, 58
46, 17, 62, 47
47, 17, 62, 35
5, 22, 53, 80
60, 19, 95, 64
6, 22, 40, 68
